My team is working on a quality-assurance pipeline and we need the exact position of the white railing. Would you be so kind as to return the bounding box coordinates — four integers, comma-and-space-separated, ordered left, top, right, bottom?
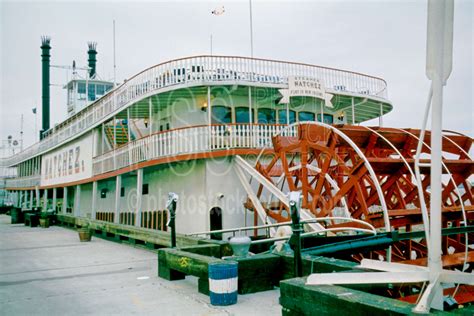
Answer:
1, 55, 388, 168
0, 166, 17, 178
5, 175, 41, 189
93, 124, 297, 175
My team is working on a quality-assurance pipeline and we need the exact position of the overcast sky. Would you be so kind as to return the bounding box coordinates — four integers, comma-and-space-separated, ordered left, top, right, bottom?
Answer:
0, 0, 472, 150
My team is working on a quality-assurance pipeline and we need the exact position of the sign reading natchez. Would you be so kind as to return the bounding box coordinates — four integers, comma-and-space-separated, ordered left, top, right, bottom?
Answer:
279, 76, 333, 107
40, 134, 93, 186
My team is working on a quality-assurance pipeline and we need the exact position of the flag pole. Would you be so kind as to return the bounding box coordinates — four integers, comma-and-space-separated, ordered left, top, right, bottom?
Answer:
113, 20, 117, 87
249, 0, 254, 58
210, 34, 213, 56
20, 114, 24, 151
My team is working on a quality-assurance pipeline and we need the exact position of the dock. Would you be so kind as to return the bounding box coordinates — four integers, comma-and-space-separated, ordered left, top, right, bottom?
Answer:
0, 215, 279, 315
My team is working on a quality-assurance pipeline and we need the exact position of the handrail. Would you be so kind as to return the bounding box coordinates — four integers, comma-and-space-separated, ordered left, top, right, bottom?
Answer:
4, 174, 41, 189
98, 123, 289, 157
186, 216, 376, 237
91, 123, 298, 176
250, 228, 376, 245
1, 55, 388, 168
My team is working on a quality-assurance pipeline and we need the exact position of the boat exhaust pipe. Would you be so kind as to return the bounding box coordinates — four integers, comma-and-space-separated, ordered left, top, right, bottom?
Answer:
87, 42, 97, 79
40, 36, 51, 139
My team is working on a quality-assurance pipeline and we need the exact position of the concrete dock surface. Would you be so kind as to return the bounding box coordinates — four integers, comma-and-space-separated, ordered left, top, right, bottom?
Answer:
0, 215, 280, 315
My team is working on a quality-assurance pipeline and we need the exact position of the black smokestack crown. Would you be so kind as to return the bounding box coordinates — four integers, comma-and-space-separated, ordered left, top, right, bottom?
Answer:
41, 36, 51, 138
87, 42, 97, 79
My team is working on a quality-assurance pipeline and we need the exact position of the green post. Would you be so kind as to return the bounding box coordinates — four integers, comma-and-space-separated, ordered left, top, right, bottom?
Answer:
87, 42, 97, 78
41, 36, 51, 139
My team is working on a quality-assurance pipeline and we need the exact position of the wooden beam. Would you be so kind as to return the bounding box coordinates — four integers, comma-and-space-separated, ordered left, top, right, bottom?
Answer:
400, 251, 474, 268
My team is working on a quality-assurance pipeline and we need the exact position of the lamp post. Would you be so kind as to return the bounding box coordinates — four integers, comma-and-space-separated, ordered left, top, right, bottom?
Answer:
32, 107, 37, 141
166, 192, 179, 248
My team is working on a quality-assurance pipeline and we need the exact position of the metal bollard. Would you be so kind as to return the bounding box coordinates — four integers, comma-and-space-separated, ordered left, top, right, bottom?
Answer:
289, 191, 303, 278
166, 192, 178, 248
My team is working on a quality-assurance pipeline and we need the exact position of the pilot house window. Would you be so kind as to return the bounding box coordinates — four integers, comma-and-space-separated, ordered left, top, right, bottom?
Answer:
278, 110, 296, 124
257, 108, 276, 124
211, 106, 232, 124
298, 111, 315, 122
317, 113, 334, 124
235, 107, 253, 123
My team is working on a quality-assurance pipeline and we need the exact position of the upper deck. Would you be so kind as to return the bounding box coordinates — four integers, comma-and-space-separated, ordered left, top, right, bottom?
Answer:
1, 55, 391, 168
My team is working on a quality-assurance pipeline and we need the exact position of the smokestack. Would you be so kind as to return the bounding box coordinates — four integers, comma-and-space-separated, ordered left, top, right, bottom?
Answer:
41, 36, 51, 138
87, 42, 97, 79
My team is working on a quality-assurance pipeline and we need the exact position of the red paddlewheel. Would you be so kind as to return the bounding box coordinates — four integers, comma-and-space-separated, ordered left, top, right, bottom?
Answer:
246, 123, 474, 266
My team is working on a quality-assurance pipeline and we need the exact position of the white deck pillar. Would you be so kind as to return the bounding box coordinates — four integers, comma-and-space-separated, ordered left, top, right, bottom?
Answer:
101, 123, 105, 155
148, 97, 153, 136
52, 188, 57, 212
135, 169, 143, 227
63, 187, 68, 214
43, 189, 48, 211
207, 86, 212, 150
127, 108, 131, 141
35, 186, 40, 208
351, 97, 355, 124
379, 103, 384, 127
113, 117, 117, 169
30, 190, 34, 209
320, 102, 324, 123
19, 191, 23, 209
248, 86, 254, 146
114, 175, 121, 224
127, 108, 132, 164
74, 185, 81, 217
113, 116, 117, 149
91, 181, 98, 220
207, 86, 211, 124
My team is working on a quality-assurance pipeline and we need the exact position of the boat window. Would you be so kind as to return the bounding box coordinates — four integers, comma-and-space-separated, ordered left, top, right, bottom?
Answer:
96, 84, 105, 95
67, 85, 74, 104
78, 82, 86, 94
235, 107, 254, 123
210, 207, 223, 240
142, 184, 149, 195
257, 108, 276, 124
212, 106, 232, 124
78, 82, 86, 100
278, 109, 296, 124
88, 84, 96, 101
317, 113, 334, 124
100, 188, 107, 199
158, 117, 170, 132
298, 111, 315, 122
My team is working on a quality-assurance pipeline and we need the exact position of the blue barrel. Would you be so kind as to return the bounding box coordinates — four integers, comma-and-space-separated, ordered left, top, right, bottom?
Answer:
208, 261, 238, 306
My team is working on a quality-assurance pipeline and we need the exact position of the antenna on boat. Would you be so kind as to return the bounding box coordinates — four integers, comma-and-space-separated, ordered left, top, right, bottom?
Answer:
113, 19, 117, 87
20, 114, 23, 151
210, 34, 213, 56
249, 0, 254, 58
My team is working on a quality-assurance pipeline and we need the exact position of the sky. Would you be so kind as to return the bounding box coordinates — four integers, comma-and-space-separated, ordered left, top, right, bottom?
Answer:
0, 0, 472, 151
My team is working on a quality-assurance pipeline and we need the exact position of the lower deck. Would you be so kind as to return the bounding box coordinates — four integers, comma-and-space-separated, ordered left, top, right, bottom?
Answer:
8, 157, 258, 237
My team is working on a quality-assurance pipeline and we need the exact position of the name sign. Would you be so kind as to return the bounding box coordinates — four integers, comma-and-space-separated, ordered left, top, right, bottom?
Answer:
279, 76, 333, 107
40, 134, 93, 186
